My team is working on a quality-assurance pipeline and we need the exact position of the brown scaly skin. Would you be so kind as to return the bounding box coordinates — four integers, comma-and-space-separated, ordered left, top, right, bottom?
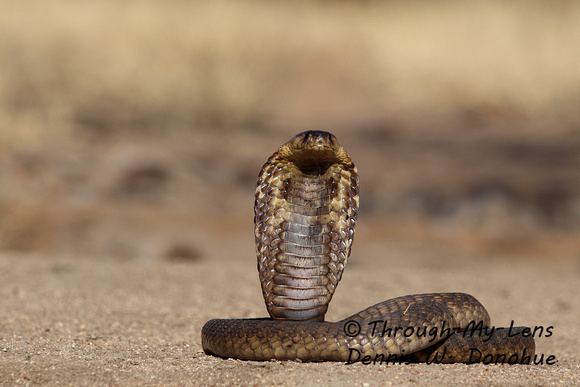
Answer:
201, 130, 535, 363
254, 130, 358, 321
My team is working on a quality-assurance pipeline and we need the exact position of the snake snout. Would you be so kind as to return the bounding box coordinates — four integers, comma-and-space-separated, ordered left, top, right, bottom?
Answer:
301, 130, 336, 149
290, 130, 337, 152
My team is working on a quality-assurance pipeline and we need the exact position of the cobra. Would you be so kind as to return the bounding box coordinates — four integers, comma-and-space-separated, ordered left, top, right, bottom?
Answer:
201, 130, 535, 363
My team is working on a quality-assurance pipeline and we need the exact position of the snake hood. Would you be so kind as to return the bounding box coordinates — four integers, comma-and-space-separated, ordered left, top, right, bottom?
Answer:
254, 130, 359, 321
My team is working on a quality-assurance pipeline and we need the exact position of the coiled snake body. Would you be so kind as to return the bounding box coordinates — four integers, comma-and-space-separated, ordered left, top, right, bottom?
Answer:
202, 131, 535, 363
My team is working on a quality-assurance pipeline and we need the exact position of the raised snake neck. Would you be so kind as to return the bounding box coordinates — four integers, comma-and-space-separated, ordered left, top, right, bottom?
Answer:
202, 130, 535, 363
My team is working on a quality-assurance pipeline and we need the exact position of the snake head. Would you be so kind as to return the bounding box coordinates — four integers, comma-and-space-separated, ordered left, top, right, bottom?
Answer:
278, 130, 352, 174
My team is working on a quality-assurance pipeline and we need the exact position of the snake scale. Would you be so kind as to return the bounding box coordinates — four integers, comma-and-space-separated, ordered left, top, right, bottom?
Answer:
202, 130, 535, 363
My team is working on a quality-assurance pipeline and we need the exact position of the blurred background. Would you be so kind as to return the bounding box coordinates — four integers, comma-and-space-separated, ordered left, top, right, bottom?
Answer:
1, 0, 579, 263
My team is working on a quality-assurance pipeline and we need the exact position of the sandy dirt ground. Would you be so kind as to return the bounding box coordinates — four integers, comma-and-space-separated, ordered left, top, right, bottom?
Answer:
1, 250, 578, 386
1, 2, 580, 386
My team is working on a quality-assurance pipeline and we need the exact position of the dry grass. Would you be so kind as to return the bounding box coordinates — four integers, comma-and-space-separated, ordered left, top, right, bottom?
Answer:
0, 1, 578, 259
1, 0, 580, 143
